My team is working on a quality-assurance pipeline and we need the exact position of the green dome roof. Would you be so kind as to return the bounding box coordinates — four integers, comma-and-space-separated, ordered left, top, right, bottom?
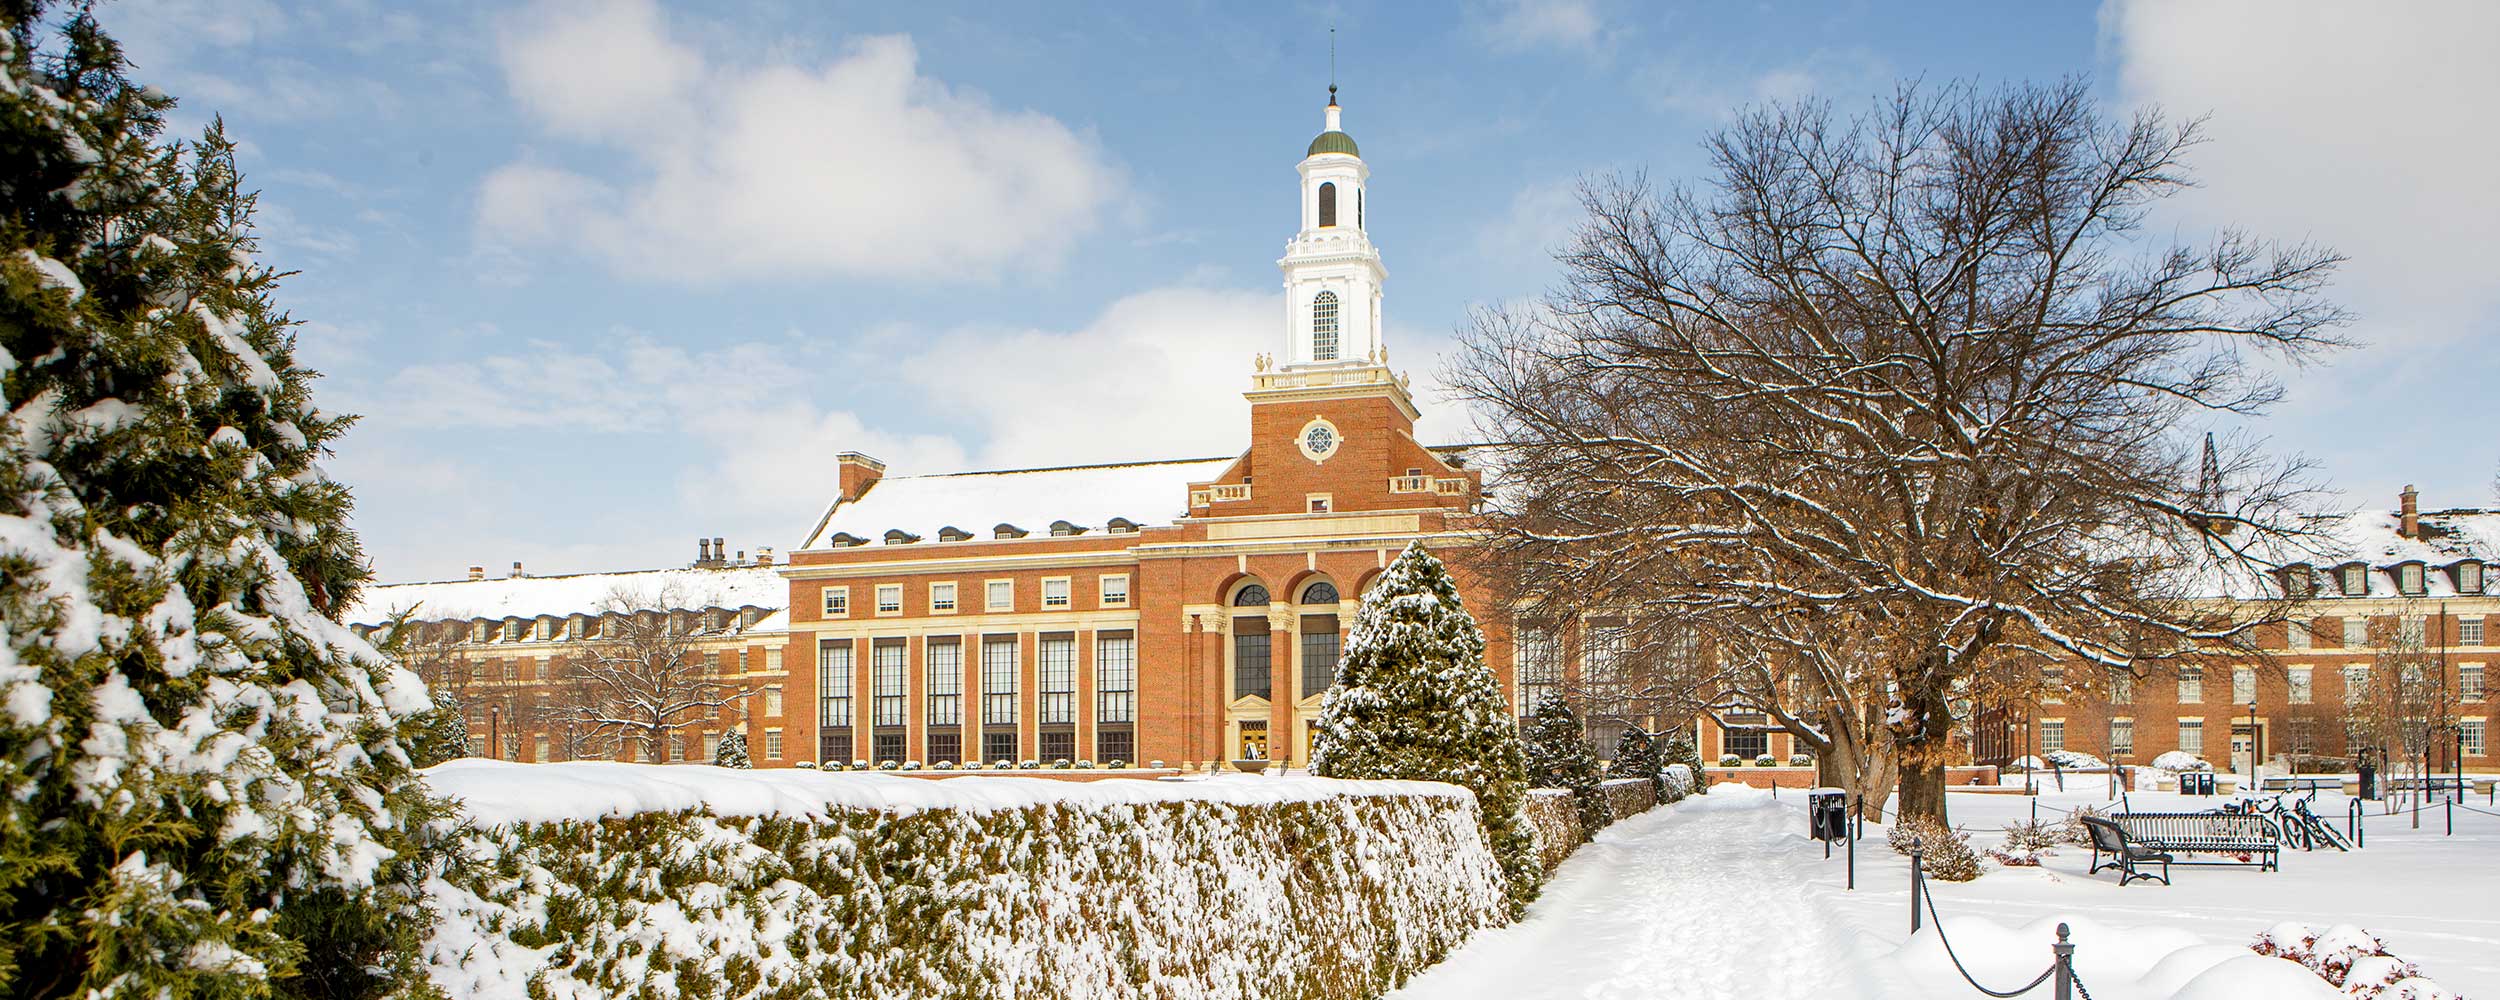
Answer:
1306, 129, 1360, 158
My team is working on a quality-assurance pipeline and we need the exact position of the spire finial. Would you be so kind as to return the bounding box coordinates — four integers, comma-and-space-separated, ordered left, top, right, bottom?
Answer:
1328, 26, 1338, 107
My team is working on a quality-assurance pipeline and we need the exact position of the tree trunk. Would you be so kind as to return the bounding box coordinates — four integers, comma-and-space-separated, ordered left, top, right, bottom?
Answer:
1892, 670, 1956, 824
1896, 761, 1946, 824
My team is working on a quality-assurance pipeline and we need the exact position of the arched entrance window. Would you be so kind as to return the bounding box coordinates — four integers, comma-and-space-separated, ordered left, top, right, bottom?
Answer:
1299, 581, 1338, 605
1232, 583, 1271, 606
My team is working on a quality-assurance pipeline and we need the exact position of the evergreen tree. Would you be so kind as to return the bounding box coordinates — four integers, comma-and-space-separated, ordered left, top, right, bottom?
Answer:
0, 10, 444, 996
715, 729, 752, 769
405, 691, 473, 769
1310, 541, 1538, 913
1661, 733, 1709, 794
1522, 694, 1609, 831
1608, 724, 1663, 798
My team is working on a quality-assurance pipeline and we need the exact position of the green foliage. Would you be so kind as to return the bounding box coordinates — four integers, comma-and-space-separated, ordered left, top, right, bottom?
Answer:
0, 11, 446, 996
1607, 724, 1663, 798
1659, 734, 1708, 793
1523, 695, 1610, 832
1309, 541, 1537, 913
404, 691, 472, 769
713, 730, 751, 769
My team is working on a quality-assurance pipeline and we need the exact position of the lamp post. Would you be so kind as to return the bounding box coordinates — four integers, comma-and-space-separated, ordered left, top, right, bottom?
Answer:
488, 705, 501, 761
2246, 700, 2259, 788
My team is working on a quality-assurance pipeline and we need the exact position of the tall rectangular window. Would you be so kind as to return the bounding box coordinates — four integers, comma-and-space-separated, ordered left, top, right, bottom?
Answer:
981, 637, 1019, 726
1042, 578, 1071, 609
2460, 664, 2485, 701
822, 587, 848, 618
1517, 628, 1561, 715
2464, 617, 2486, 646
1095, 633, 1136, 724
1300, 617, 1341, 698
2400, 616, 2426, 645
986, 580, 1014, 612
1096, 729, 1134, 764
871, 640, 906, 727
875, 584, 902, 615
2288, 666, 2312, 704
817, 641, 854, 728
1038, 635, 1076, 725
927, 731, 962, 765
2109, 673, 2133, 705
1040, 730, 1076, 762
1100, 574, 1130, 607
2287, 621, 2312, 650
873, 732, 905, 765
2042, 665, 2064, 704
2177, 666, 2202, 703
931, 581, 957, 613
1233, 618, 1272, 699
2178, 720, 2204, 756
2343, 665, 2369, 703
983, 731, 1018, 764
2343, 617, 2368, 648
2040, 720, 2065, 753
2232, 666, 2256, 704
2109, 719, 2134, 755
2463, 720, 2487, 757
764, 730, 783, 760
1584, 625, 1629, 723
926, 638, 962, 726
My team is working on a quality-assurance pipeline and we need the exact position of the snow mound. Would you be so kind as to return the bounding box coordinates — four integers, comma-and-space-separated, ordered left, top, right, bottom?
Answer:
424, 758, 1468, 826
1891, 913, 2342, 1000
2152, 750, 2211, 772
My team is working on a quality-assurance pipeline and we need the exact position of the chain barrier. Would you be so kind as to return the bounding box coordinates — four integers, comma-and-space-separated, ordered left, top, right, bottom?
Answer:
1912, 863, 2072, 998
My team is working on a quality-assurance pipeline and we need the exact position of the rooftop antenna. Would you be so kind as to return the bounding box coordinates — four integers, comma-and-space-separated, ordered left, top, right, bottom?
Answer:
1328, 26, 1338, 106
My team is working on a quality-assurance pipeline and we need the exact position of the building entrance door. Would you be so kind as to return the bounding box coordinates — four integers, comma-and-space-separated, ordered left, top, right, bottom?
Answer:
1238, 722, 1268, 760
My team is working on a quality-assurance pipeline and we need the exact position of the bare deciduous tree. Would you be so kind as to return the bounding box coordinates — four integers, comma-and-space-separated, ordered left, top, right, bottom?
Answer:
1449, 80, 2348, 822
557, 587, 754, 762
2353, 605, 2460, 822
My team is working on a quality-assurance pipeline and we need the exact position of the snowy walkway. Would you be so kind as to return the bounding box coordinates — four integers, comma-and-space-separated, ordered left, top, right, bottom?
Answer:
1387, 790, 1880, 1000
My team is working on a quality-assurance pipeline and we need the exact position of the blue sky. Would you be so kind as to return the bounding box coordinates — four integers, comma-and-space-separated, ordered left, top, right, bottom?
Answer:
100, 0, 2500, 583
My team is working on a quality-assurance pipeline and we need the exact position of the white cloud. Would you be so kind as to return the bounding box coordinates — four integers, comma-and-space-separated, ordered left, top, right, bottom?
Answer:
479, 0, 1121, 284
1476, 177, 1583, 270
2104, 0, 2500, 342
1476, 0, 1605, 53
1638, 48, 1889, 120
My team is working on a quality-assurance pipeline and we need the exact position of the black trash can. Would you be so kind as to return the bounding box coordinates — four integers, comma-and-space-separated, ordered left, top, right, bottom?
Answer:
2358, 761, 2378, 800
1809, 788, 1848, 841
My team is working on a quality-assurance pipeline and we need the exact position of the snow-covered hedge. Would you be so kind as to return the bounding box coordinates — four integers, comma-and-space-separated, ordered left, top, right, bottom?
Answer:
1598, 777, 1656, 820
423, 762, 1507, 1000
1522, 789, 1582, 872
1662, 763, 1699, 798
2152, 750, 2211, 772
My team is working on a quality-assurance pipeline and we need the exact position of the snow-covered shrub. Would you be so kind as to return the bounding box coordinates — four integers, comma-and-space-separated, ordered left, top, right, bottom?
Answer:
1021, 759, 1042, 770
1107, 760, 1128, 769
876, 759, 900, 771
1052, 758, 1073, 769
795, 761, 820, 770
1660, 737, 1708, 794
1598, 777, 1657, 820
1076, 759, 1096, 769
2045, 749, 2105, 769
1, 17, 450, 991
1660, 764, 1697, 801
932, 761, 956, 771
1148, 759, 1166, 769
1754, 754, 1778, 767
994, 759, 1014, 770
853, 759, 870, 770
1988, 819, 2061, 866
1524, 694, 1610, 832
424, 765, 1508, 999
2152, 750, 2210, 772
2252, 921, 2456, 999
1788, 753, 1813, 767
1887, 816, 1982, 881
1520, 789, 1583, 872
1719, 754, 1743, 767
1607, 726, 1664, 799
1309, 542, 1537, 913
901, 760, 922, 771
715, 730, 753, 768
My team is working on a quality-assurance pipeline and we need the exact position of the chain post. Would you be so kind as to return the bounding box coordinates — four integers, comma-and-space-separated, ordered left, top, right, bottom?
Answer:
1909, 849, 1924, 933
2053, 922, 2075, 1000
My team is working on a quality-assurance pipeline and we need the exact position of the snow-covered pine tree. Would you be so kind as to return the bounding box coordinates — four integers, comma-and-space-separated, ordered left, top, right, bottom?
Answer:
1608, 724, 1663, 798
715, 729, 753, 768
0, 11, 444, 997
1310, 541, 1538, 913
406, 691, 473, 769
1661, 732, 1709, 794
1522, 694, 1610, 831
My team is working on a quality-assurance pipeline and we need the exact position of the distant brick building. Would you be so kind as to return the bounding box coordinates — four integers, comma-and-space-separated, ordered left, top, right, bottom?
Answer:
345, 93, 2496, 778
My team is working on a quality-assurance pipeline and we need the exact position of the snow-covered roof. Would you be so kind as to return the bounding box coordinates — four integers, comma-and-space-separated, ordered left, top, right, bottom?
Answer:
801, 456, 1234, 549
346, 566, 787, 626
2266, 508, 2499, 600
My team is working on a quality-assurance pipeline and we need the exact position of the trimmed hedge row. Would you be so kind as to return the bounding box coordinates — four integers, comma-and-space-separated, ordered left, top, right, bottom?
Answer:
1522, 774, 1678, 872
426, 789, 1509, 1000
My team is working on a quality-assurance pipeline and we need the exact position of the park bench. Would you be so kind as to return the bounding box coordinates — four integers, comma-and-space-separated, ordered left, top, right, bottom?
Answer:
2080, 816, 2172, 886
2110, 811, 2280, 871
2259, 776, 2339, 793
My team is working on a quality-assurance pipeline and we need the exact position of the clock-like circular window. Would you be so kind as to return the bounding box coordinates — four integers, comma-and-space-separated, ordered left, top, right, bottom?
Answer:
1297, 417, 1341, 464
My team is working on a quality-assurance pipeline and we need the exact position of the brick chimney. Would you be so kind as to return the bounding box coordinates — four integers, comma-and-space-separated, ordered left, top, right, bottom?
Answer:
2400, 484, 2419, 539
697, 538, 712, 565
836, 451, 887, 503
509, 561, 524, 579
713, 537, 726, 565
467, 565, 484, 582
756, 546, 775, 567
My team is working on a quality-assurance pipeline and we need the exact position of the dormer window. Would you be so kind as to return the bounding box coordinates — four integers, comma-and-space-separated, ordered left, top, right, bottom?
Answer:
2457, 560, 2484, 595
882, 529, 920, 545
2396, 562, 2425, 596
1049, 520, 1084, 537
1106, 517, 1138, 534
938, 526, 972, 543
827, 532, 866, 548
994, 523, 1028, 540
501, 619, 523, 642
2338, 563, 2367, 596
2281, 565, 2316, 598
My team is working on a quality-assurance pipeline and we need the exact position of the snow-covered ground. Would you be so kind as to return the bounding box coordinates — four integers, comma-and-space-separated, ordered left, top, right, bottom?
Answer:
1390, 784, 2498, 999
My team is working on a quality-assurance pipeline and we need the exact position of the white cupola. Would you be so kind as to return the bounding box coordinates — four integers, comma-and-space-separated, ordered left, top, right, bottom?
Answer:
1277, 86, 1386, 370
